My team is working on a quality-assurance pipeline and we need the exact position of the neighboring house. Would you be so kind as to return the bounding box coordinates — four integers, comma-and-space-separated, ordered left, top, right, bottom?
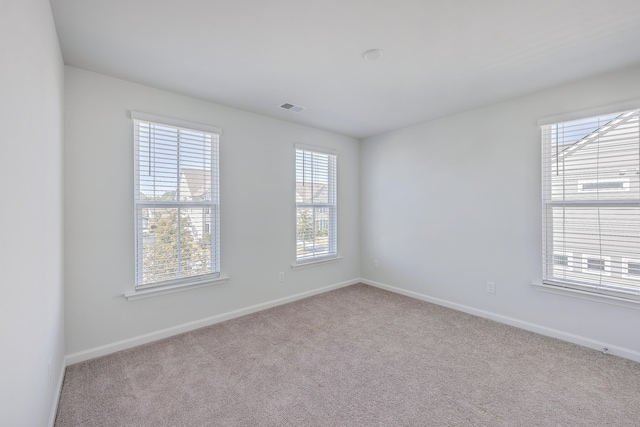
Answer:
179, 168, 212, 239
138, 168, 211, 243
295, 181, 328, 204
550, 110, 640, 287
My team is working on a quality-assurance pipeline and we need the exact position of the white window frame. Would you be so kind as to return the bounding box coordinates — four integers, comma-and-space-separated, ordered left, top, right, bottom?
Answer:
294, 144, 338, 265
131, 111, 221, 290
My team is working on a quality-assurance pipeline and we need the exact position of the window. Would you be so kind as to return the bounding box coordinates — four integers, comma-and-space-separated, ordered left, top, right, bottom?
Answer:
541, 107, 640, 300
295, 145, 337, 263
132, 112, 220, 288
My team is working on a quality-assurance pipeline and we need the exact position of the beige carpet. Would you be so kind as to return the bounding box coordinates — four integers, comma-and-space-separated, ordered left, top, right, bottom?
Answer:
55, 284, 640, 426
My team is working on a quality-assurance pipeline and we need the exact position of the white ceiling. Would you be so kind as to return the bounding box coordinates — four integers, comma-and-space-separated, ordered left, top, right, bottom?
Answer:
51, 0, 640, 139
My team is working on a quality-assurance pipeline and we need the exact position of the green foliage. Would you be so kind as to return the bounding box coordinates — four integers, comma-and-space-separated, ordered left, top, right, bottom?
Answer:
143, 209, 210, 284
316, 224, 328, 237
297, 208, 314, 242
159, 190, 177, 201
296, 208, 330, 256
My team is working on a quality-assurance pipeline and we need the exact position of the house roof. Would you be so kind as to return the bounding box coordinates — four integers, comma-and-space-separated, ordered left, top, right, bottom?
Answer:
180, 168, 211, 200
296, 182, 328, 204
553, 110, 638, 161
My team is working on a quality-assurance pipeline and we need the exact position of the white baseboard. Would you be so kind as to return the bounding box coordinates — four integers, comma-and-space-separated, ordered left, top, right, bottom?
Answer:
361, 278, 640, 364
48, 359, 66, 427
65, 278, 360, 365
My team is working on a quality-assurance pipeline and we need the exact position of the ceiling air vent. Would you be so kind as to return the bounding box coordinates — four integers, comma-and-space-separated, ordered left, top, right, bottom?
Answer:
280, 102, 306, 113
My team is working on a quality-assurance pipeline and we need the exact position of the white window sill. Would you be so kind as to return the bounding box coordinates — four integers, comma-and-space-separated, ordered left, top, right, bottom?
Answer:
532, 282, 640, 310
124, 276, 230, 301
291, 256, 342, 270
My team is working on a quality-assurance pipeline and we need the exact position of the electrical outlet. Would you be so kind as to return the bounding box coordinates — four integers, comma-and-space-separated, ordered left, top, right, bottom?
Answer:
486, 281, 495, 294
373, 260, 380, 269
279, 272, 284, 282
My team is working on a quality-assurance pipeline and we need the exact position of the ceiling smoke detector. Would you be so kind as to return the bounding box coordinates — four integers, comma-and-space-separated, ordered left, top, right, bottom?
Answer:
280, 102, 306, 113
363, 48, 383, 61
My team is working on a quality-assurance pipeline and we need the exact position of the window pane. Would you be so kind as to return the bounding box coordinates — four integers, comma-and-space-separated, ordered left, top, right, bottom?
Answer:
296, 207, 315, 258
296, 206, 334, 260
549, 113, 640, 203
138, 207, 213, 285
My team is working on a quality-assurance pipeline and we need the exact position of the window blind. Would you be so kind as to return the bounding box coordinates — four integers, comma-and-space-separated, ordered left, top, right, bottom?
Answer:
133, 113, 220, 288
541, 108, 640, 300
295, 146, 337, 262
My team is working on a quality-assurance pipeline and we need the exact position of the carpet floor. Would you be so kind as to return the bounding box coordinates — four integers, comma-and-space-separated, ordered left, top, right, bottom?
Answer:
55, 283, 640, 426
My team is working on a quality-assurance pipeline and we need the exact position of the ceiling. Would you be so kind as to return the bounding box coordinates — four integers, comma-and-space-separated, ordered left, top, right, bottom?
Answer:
51, 0, 640, 139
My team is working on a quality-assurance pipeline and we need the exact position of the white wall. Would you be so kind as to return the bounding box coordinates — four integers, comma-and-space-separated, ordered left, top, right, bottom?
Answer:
361, 64, 640, 359
0, 1, 65, 426
64, 66, 360, 356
